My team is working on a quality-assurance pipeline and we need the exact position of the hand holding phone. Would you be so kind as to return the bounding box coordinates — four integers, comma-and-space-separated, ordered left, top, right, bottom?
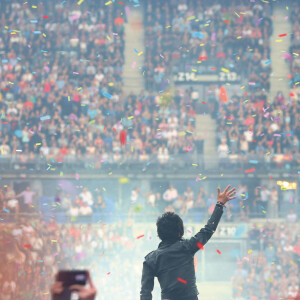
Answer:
51, 270, 96, 300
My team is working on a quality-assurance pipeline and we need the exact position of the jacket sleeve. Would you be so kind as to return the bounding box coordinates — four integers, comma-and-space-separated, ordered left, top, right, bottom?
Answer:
140, 259, 155, 300
184, 204, 224, 255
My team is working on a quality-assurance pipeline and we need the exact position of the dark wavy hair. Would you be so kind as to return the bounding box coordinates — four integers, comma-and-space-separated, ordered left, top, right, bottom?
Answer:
156, 212, 184, 242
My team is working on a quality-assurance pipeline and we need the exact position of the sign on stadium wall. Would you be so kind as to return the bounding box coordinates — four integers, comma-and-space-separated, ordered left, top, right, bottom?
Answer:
173, 72, 241, 83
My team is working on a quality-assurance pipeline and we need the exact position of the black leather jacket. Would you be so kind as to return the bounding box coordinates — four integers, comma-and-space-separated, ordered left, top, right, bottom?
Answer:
140, 204, 224, 300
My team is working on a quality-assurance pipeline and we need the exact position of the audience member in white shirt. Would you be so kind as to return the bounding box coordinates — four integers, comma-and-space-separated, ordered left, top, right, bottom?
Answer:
286, 209, 297, 222
158, 144, 169, 164
80, 188, 93, 206
79, 202, 93, 216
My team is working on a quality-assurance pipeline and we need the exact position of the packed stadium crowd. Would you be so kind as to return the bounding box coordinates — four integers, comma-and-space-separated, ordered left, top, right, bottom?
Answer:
0, 216, 147, 300
289, 1, 300, 89
0, 0, 300, 299
1, 182, 298, 222
216, 89, 300, 169
0, 1, 202, 171
143, 0, 273, 92
1, 214, 300, 299
232, 222, 300, 300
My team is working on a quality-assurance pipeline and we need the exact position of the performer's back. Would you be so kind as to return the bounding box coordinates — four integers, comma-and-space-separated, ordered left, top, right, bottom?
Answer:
140, 204, 224, 300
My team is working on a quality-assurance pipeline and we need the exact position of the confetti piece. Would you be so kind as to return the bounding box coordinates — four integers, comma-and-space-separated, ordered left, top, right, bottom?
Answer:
132, 61, 136, 68
43, 16, 49, 19
138, 51, 143, 56
40, 115, 51, 121
23, 244, 32, 249
248, 250, 252, 254
178, 278, 187, 284
278, 33, 287, 37
245, 168, 255, 173
102, 92, 112, 99
69, 14, 80, 21
77, 0, 84, 5
249, 160, 258, 164
3, 208, 10, 213
216, 249, 222, 254
223, 20, 229, 23
137, 234, 144, 239
197, 242, 204, 250
105, 1, 112, 5
187, 16, 196, 21
221, 68, 229, 73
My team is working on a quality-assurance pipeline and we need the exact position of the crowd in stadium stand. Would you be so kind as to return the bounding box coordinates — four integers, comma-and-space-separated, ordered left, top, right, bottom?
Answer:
289, 2, 300, 90
143, 0, 273, 92
0, 1, 202, 170
215, 88, 300, 169
1, 182, 298, 221
232, 222, 300, 300
0, 216, 146, 300
1, 215, 300, 300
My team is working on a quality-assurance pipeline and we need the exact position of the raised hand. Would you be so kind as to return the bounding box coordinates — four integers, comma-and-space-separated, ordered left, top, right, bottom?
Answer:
217, 185, 236, 204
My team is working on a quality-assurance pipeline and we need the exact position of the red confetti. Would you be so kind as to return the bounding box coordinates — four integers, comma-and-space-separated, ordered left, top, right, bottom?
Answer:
287, 133, 291, 136
113, 127, 116, 132
198, 56, 207, 61
4, 89, 9, 91
177, 278, 187, 284
197, 242, 204, 250
289, 93, 295, 97
43, 16, 49, 19
245, 168, 255, 173
211, 67, 217, 70
137, 235, 144, 239
223, 20, 229, 23
23, 244, 31, 249
216, 249, 221, 254
201, 101, 206, 104
103, 126, 106, 130
107, 272, 111, 275
118, 1, 124, 4
278, 33, 287, 37
270, 176, 273, 179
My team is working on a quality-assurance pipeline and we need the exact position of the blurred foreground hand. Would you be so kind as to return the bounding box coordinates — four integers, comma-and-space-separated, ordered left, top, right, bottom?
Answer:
51, 271, 97, 300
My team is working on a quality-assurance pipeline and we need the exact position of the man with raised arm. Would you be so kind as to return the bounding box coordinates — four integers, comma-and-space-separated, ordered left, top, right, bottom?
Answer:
140, 185, 236, 300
